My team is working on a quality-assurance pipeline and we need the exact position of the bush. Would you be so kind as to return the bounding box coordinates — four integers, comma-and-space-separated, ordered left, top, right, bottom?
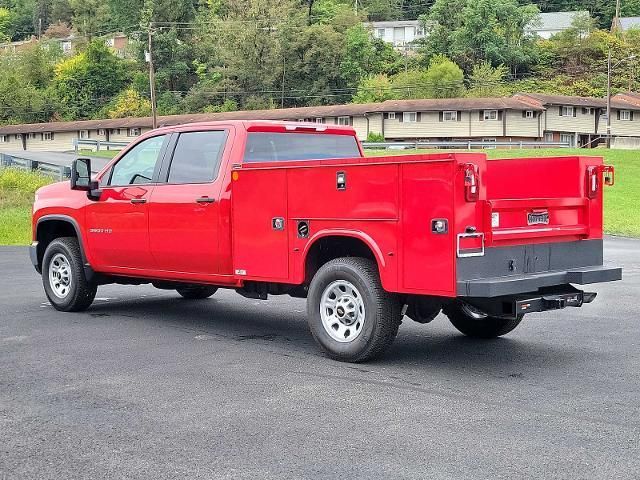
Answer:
366, 132, 385, 142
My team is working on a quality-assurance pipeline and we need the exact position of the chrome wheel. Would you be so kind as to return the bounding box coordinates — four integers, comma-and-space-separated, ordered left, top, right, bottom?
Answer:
320, 280, 365, 343
48, 253, 72, 299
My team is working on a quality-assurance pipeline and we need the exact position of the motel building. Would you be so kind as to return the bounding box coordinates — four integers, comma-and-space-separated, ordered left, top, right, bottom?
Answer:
1, 93, 640, 154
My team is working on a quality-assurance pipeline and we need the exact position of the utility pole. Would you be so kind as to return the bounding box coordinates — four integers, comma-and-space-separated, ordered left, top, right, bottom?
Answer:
147, 24, 158, 130
606, 49, 612, 148
38, 18, 42, 39
616, 0, 621, 23
281, 56, 286, 109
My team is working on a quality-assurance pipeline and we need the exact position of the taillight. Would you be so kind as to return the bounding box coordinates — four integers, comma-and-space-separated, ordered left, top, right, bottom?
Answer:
602, 165, 615, 186
586, 165, 615, 199
586, 166, 599, 199
461, 163, 480, 202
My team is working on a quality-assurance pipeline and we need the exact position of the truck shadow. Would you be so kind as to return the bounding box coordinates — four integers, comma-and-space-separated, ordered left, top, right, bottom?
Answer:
86, 290, 586, 375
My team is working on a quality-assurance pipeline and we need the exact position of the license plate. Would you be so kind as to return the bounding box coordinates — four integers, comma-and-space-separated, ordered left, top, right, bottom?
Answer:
527, 211, 549, 225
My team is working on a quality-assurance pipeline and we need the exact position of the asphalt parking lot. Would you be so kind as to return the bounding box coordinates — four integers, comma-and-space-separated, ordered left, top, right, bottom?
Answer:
1, 237, 639, 479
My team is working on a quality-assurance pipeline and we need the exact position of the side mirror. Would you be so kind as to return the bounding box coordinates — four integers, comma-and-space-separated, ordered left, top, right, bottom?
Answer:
70, 158, 91, 191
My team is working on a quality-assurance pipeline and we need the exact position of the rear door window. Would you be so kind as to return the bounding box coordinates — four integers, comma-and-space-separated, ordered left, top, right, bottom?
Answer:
243, 132, 360, 162
166, 130, 228, 184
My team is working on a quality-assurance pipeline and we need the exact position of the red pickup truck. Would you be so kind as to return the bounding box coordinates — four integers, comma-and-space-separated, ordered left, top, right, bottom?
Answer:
31, 121, 621, 362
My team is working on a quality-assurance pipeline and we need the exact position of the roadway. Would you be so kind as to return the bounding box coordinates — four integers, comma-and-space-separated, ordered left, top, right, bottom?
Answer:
1, 237, 638, 479
2, 150, 112, 172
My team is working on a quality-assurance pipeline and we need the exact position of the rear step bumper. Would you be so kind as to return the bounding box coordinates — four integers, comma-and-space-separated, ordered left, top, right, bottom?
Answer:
457, 265, 622, 297
464, 286, 598, 317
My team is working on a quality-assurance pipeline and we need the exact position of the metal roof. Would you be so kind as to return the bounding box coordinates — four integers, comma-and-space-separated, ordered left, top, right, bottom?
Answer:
619, 17, 640, 31
527, 11, 590, 32
4, 94, 634, 135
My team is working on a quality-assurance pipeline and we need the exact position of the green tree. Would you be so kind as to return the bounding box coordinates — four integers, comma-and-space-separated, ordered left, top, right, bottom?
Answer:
53, 40, 129, 119
0, 7, 11, 41
69, 0, 110, 39
418, 0, 467, 61
467, 62, 509, 97
451, 0, 539, 74
352, 74, 396, 103
103, 88, 151, 118
423, 55, 464, 98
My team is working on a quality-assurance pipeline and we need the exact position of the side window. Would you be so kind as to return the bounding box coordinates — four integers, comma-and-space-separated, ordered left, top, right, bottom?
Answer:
109, 135, 166, 186
167, 131, 227, 184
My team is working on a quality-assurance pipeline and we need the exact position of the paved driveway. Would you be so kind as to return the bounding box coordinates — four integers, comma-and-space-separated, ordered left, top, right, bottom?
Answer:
1, 237, 638, 479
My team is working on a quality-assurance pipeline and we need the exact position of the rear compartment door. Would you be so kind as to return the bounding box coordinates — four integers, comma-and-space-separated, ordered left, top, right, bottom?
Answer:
401, 161, 456, 295
231, 168, 289, 280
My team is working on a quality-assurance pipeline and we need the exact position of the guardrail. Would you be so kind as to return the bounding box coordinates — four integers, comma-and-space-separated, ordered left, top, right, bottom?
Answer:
361, 141, 572, 149
0, 153, 70, 180
73, 138, 129, 152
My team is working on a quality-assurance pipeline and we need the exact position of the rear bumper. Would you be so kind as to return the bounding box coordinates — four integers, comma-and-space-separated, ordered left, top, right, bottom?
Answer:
457, 264, 622, 297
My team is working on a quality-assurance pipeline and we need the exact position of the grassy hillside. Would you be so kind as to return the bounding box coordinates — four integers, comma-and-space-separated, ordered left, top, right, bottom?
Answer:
0, 169, 55, 245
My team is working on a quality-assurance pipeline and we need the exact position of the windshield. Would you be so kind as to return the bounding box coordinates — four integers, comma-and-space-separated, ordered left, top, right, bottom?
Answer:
243, 132, 361, 163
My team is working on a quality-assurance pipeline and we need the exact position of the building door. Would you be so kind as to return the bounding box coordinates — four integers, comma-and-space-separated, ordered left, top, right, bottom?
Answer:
393, 27, 405, 45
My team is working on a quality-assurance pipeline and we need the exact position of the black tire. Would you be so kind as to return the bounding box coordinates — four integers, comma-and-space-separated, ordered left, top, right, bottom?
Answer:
176, 285, 218, 299
443, 302, 523, 339
307, 257, 402, 362
42, 237, 97, 312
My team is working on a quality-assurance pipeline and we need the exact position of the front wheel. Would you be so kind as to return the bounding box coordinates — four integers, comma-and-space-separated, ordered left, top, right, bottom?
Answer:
42, 237, 97, 312
307, 257, 402, 362
443, 301, 523, 338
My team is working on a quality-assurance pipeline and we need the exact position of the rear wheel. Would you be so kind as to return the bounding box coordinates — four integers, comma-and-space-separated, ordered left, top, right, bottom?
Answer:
176, 285, 218, 299
307, 257, 402, 362
443, 301, 523, 338
42, 237, 97, 312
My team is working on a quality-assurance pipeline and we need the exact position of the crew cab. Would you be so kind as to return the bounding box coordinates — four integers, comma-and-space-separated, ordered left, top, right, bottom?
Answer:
31, 121, 621, 362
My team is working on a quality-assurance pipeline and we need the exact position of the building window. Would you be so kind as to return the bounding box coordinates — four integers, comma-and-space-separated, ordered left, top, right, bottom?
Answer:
0, 135, 8, 143
544, 132, 554, 142
15, 134, 22, 140
79, 130, 89, 139
42, 132, 54, 141
315, 118, 323, 123
388, 112, 396, 120
337, 116, 350, 126
376, 28, 385, 38
483, 110, 498, 120
403, 112, 417, 123
415, 26, 424, 36
298, 118, 305, 122
443, 111, 458, 122
582, 107, 595, 115
560, 106, 574, 116
98, 129, 106, 136
525, 110, 535, 119
560, 133, 574, 146
620, 110, 631, 121
128, 128, 141, 137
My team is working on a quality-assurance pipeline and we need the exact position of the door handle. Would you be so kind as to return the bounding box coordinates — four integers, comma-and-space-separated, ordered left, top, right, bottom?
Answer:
196, 197, 216, 204
130, 198, 147, 204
